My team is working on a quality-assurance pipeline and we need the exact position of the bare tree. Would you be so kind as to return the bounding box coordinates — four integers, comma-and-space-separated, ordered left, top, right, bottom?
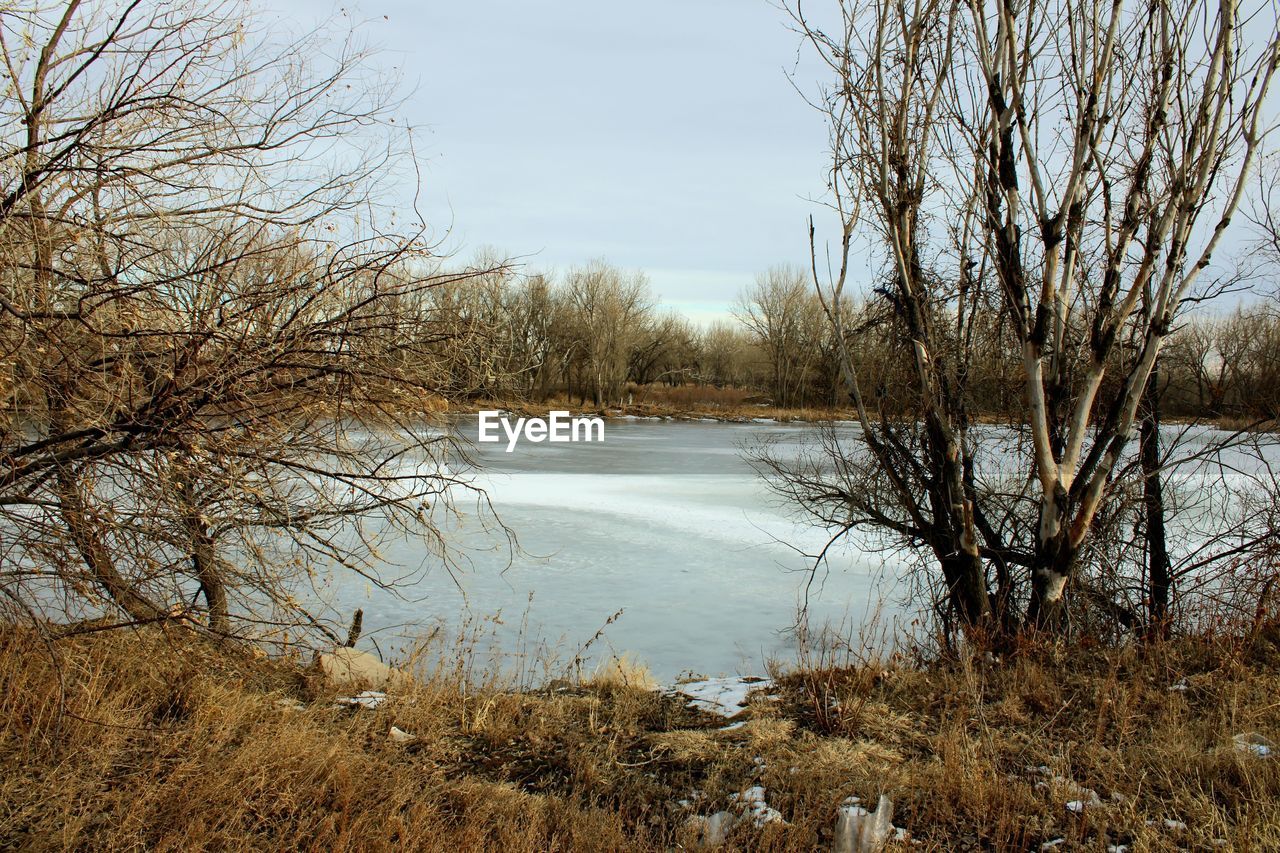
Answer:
0, 0, 499, 644
734, 265, 830, 408
628, 312, 699, 387
779, 0, 1280, 636
699, 321, 759, 389
561, 260, 652, 407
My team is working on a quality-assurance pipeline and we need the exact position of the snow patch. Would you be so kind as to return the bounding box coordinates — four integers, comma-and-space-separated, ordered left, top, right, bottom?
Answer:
729, 786, 784, 827
1065, 798, 1100, 813
685, 811, 736, 846
388, 725, 416, 744
1232, 732, 1275, 757
669, 676, 773, 718
334, 690, 388, 710
834, 795, 895, 853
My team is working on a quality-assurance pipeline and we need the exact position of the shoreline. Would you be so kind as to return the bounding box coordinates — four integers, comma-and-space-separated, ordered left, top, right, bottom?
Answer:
443, 399, 1277, 433
446, 398, 854, 424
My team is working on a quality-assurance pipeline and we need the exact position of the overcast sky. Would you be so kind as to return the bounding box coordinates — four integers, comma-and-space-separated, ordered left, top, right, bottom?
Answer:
268, 1, 834, 323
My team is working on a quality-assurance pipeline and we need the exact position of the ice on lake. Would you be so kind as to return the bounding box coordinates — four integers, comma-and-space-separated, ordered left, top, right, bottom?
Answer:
318, 417, 1278, 682
323, 419, 903, 681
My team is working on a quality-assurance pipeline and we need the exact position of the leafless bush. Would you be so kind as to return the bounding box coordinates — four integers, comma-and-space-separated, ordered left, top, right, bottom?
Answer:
0, 0, 503, 645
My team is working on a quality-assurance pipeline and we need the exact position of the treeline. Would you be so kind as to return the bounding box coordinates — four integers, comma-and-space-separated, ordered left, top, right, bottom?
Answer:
432, 259, 1280, 422
1162, 309, 1280, 420
427, 257, 747, 406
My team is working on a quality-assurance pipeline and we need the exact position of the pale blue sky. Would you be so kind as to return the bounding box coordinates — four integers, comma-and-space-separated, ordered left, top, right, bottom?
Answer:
267, 1, 833, 322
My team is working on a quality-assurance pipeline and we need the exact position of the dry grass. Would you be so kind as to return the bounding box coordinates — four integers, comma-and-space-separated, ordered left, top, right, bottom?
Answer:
2, 625, 1279, 851
1211, 414, 1280, 433
626, 384, 758, 410
584, 655, 660, 691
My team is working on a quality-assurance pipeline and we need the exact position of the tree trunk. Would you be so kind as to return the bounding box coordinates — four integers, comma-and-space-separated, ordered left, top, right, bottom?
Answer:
939, 552, 992, 629
1026, 539, 1073, 632
56, 467, 165, 624
175, 467, 229, 635
1027, 568, 1068, 630
1140, 365, 1172, 637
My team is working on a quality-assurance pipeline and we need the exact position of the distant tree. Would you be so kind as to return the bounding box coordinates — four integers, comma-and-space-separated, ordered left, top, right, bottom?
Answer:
629, 312, 699, 387
507, 273, 558, 398
561, 260, 652, 407
427, 249, 545, 399
734, 266, 827, 408
699, 321, 758, 389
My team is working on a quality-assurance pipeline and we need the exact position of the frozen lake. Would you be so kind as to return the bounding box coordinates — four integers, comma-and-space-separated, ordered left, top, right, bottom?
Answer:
319, 416, 1278, 682
327, 418, 905, 682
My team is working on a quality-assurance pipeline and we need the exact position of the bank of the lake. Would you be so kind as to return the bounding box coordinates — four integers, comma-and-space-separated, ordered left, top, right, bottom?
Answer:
5, 624, 1278, 851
